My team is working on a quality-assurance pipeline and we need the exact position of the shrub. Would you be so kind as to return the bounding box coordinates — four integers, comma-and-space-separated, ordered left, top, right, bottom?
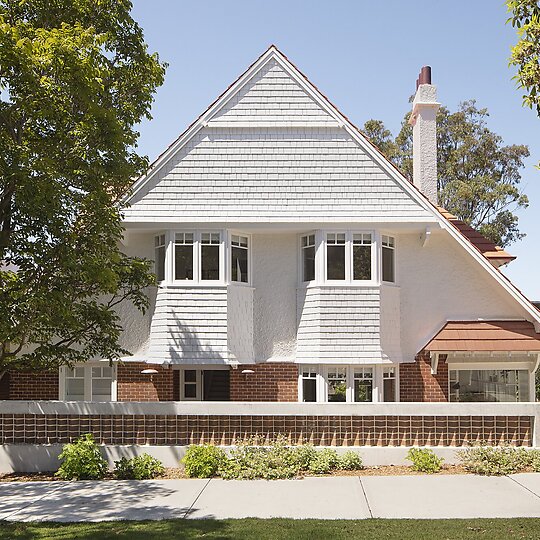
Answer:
182, 444, 226, 478
337, 451, 363, 470
292, 444, 317, 470
457, 445, 530, 476
406, 447, 444, 473
529, 449, 540, 472
56, 433, 108, 480
308, 448, 340, 474
114, 453, 164, 480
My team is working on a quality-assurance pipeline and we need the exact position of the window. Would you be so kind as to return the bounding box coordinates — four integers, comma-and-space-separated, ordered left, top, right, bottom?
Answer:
301, 234, 316, 282
383, 367, 396, 402
154, 234, 166, 282
182, 369, 200, 400
63, 365, 114, 402
200, 232, 221, 281
449, 369, 530, 402
382, 235, 395, 283
326, 233, 346, 280
327, 367, 347, 402
174, 233, 194, 280
231, 235, 249, 283
352, 233, 372, 281
301, 366, 318, 402
353, 367, 373, 402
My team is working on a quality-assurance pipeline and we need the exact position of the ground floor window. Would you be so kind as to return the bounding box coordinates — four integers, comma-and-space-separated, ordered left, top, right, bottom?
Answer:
60, 364, 116, 402
298, 364, 399, 403
449, 369, 530, 402
177, 368, 230, 401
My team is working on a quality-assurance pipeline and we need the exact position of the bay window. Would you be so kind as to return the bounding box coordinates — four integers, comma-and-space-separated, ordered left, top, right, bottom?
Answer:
382, 235, 395, 283
231, 234, 249, 283
327, 367, 347, 402
154, 234, 166, 282
326, 233, 346, 280
353, 367, 373, 402
383, 367, 397, 402
449, 369, 530, 402
301, 366, 318, 402
301, 234, 316, 282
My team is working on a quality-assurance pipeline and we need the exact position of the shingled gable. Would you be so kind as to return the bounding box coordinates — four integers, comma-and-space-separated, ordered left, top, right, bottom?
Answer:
125, 45, 540, 330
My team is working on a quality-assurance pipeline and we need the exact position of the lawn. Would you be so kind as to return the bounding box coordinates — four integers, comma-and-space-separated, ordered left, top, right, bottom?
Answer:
1, 518, 540, 539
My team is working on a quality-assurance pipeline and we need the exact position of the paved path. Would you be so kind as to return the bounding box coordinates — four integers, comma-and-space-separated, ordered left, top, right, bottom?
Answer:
1, 474, 540, 521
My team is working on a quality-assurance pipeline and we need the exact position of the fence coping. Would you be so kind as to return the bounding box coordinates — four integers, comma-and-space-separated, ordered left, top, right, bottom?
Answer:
1, 400, 539, 416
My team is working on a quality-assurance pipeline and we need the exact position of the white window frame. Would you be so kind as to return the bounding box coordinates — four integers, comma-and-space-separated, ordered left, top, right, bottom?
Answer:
297, 364, 400, 403
300, 232, 317, 285
173, 231, 196, 282
59, 363, 117, 402
229, 231, 251, 286
322, 230, 377, 285
154, 233, 167, 284
180, 368, 203, 401
381, 233, 397, 284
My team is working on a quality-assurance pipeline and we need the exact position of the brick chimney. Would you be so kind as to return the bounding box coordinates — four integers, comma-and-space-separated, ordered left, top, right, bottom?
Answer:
408, 66, 440, 205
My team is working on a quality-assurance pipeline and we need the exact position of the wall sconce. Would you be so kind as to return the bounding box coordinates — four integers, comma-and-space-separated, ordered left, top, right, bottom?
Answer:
141, 368, 158, 382
241, 369, 254, 375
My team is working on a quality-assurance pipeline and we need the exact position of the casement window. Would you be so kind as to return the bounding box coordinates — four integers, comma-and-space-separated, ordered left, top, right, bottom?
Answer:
231, 234, 249, 283
154, 234, 166, 282
62, 364, 115, 402
178, 368, 231, 401
174, 233, 194, 280
326, 233, 346, 280
200, 232, 221, 281
298, 365, 399, 403
382, 235, 395, 283
181, 369, 202, 400
352, 233, 372, 281
449, 369, 530, 402
300, 366, 318, 402
327, 367, 347, 402
301, 234, 316, 282
383, 367, 397, 402
353, 367, 373, 402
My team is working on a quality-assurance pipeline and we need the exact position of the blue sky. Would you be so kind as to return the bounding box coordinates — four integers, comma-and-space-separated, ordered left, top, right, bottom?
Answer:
131, 0, 540, 299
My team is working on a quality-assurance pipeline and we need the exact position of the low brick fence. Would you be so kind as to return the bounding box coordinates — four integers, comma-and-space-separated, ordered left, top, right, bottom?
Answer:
1, 401, 538, 447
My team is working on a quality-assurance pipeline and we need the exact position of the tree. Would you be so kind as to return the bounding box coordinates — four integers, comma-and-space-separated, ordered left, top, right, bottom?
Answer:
362, 101, 529, 247
0, 0, 166, 379
507, 1, 540, 117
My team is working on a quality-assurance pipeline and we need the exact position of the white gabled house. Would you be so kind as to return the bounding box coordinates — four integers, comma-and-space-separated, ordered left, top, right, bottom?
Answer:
5, 45, 540, 405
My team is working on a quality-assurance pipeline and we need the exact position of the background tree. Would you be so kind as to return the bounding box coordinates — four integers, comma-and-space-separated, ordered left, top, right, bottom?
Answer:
363, 101, 529, 247
0, 0, 166, 380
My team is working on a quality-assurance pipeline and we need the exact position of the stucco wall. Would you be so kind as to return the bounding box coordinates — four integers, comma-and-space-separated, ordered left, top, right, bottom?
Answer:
252, 233, 297, 362
398, 231, 526, 361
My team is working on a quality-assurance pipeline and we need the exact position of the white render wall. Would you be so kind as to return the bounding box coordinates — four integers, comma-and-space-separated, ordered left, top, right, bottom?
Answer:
227, 285, 254, 363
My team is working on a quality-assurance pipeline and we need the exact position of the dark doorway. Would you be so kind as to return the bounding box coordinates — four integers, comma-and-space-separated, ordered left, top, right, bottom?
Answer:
203, 370, 230, 401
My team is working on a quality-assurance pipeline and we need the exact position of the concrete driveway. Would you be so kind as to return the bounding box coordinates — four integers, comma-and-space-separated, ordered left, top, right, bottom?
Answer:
0, 474, 539, 521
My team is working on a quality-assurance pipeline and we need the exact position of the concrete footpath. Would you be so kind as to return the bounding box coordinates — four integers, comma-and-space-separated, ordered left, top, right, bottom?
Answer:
1, 474, 540, 521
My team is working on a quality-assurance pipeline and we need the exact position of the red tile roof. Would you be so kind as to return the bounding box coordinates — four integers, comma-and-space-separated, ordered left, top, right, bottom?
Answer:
423, 320, 540, 353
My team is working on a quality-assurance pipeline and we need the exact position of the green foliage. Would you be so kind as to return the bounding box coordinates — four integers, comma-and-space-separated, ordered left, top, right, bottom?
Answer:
182, 444, 227, 478
363, 101, 529, 247
56, 433, 108, 480
114, 453, 164, 480
307, 448, 340, 474
507, 1, 540, 120
0, 0, 166, 375
406, 448, 444, 473
457, 445, 531, 475
337, 450, 364, 471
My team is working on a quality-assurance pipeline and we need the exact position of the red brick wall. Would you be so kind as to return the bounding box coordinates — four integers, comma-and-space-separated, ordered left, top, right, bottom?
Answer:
117, 363, 174, 401
230, 363, 298, 402
400, 351, 449, 402
1, 371, 59, 400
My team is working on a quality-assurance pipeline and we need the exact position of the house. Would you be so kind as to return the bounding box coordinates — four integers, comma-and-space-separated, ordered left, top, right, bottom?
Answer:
3, 45, 540, 405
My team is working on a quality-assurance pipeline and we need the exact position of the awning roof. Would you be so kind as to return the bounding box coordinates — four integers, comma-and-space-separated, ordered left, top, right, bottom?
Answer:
423, 320, 540, 353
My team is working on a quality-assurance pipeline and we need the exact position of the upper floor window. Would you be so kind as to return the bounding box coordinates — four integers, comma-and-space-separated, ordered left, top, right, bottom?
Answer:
353, 233, 372, 281
154, 234, 166, 282
200, 232, 221, 281
326, 233, 346, 280
382, 235, 395, 283
174, 233, 194, 280
231, 234, 249, 283
301, 234, 315, 282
